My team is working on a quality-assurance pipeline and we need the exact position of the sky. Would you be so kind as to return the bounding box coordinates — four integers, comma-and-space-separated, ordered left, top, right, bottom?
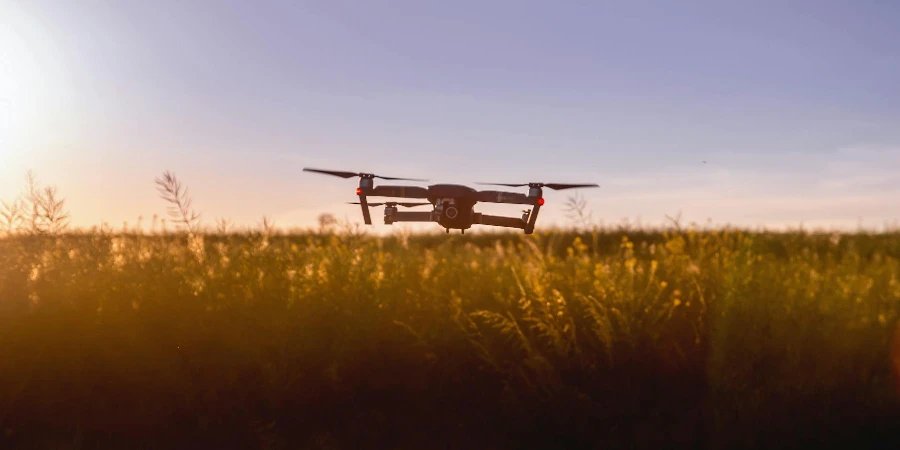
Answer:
2, 0, 899, 232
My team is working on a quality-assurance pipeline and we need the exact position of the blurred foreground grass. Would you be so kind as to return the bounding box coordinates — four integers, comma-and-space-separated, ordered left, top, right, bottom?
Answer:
1, 228, 899, 449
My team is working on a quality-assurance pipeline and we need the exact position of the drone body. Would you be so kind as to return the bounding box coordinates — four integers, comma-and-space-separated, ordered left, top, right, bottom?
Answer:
303, 168, 598, 234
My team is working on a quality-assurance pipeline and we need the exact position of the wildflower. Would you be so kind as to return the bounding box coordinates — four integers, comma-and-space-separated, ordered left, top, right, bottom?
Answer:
625, 258, 637, 272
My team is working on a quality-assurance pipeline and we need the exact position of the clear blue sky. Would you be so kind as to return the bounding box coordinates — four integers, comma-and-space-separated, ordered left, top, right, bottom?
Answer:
2, 0, 898, 231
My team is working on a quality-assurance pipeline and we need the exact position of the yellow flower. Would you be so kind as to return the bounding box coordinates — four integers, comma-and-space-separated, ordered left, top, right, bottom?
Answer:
625, 258, 637, 271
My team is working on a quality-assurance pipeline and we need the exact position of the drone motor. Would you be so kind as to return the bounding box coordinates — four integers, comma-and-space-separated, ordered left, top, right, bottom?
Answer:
384, 205, 397, 224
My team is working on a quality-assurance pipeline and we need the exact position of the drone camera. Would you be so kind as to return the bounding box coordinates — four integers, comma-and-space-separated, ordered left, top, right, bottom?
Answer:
445, 206, 459, 219
435, 198, 457, 219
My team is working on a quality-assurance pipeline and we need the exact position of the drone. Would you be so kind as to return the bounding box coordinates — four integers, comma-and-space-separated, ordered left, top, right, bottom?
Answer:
303, 168, 598, 234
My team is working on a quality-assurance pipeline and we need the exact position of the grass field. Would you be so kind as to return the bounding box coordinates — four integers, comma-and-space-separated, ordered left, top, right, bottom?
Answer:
2, 226, 900, 449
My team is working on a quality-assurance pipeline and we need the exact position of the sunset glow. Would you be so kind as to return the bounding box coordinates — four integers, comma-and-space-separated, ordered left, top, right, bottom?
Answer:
0, 1, 897, 231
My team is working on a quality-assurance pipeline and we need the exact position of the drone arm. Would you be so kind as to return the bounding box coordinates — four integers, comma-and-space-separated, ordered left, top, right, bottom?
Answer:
386, 211, 434, 223
524, 202, 541, 234
358, 192, 372, 225
370, 185, 430, 199
475, 213, 526, 230
474, 190, 532, 205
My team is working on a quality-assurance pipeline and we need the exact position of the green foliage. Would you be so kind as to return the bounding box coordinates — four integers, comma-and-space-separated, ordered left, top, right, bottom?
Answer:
1, 228, 899, 448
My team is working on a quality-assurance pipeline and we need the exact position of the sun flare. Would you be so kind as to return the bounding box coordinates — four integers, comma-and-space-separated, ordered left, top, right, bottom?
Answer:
1, 3, 66, 163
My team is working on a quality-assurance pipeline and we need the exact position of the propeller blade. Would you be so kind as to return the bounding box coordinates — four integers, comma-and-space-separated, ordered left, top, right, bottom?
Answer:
347, 202, 431, 208
303, 168, 359, 178
348, 202, 386, 207
476, 182, 528, 188
543, 183, 599, 190
375, 175, 429, 182
303, 167, 427, 182
476, 181, 598, 190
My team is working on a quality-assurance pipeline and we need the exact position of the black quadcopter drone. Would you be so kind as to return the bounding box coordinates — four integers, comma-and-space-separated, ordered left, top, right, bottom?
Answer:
303, 168, 598, 234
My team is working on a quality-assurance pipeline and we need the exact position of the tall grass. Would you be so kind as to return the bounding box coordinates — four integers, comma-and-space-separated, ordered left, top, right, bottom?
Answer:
1, 171, 898, 448
1, 226, 899, 449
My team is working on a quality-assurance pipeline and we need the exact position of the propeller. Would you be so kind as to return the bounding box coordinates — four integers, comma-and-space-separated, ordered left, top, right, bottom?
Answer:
348, 202, 432, 208
476, 182, 599, 190
303, 167, 428, 182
